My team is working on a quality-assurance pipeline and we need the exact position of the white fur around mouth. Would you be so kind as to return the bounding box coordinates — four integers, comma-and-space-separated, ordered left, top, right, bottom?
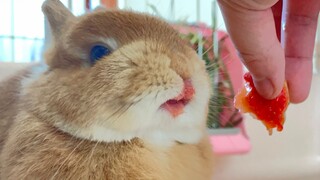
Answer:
56, 74, 209, 148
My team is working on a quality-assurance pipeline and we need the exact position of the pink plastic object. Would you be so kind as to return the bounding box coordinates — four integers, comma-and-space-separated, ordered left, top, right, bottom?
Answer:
210, 132, 251, 155
211, 31, 251, 154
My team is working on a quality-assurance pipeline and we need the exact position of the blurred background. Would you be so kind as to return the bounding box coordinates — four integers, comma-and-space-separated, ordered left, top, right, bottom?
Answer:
1, 0, 319, 71
0, 0, 320, 72
0, 0, 100, 62
0, 0, 228, 62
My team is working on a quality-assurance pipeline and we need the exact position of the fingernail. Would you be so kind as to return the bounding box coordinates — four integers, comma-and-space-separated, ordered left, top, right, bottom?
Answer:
254, 79, 275, 99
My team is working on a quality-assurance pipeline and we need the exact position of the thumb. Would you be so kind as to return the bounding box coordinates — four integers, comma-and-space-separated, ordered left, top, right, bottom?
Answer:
218, 0, 285, 99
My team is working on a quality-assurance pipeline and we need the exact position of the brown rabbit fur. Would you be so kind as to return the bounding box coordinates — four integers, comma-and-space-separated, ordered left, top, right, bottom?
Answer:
0, 0, 214, 179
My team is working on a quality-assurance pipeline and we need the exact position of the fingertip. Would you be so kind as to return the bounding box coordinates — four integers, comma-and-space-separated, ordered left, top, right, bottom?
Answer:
287, 68, 312, 104
289, 92, 309, 104
253, 77, 283, 100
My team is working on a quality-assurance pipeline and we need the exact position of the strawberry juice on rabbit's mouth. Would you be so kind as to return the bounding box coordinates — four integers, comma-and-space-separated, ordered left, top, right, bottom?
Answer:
161, 80, 195, 117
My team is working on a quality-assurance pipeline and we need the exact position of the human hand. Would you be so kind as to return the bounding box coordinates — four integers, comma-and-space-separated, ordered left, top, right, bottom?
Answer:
218, 0, 320, 103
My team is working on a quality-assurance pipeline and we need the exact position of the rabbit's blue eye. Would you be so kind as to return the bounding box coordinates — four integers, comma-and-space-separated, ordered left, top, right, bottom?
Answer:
90, 45, 111, 64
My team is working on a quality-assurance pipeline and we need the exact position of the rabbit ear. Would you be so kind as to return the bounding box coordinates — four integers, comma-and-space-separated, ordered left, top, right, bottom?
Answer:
42, 0, 75, 38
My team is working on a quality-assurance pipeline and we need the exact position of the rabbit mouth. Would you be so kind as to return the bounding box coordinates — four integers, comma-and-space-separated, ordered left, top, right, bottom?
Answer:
161, 80, 195, 117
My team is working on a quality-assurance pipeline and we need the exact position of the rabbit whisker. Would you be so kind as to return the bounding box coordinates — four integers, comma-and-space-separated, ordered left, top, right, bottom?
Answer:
87, 141, 99, 164
50, 139, 85, 180
107, 100, 140, 125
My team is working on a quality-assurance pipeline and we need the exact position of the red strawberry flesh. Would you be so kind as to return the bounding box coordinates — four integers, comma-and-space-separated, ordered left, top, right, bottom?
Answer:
234, 72, 290, 135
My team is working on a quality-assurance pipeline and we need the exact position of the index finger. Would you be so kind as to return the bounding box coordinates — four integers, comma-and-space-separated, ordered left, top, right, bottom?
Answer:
282, 0, 320, 103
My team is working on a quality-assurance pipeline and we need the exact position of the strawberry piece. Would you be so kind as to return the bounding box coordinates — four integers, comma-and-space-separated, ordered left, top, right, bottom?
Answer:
234, 72, 290, 135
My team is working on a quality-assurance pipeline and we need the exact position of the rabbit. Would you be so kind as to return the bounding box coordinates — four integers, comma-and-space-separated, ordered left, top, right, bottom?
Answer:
0, 0, 214, 179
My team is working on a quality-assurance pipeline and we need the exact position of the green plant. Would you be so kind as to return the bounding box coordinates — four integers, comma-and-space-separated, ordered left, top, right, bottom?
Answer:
178, 29, 242, 129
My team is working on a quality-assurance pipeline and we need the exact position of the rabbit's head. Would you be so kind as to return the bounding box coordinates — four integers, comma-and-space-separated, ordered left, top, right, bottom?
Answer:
24, 0, 211, 146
